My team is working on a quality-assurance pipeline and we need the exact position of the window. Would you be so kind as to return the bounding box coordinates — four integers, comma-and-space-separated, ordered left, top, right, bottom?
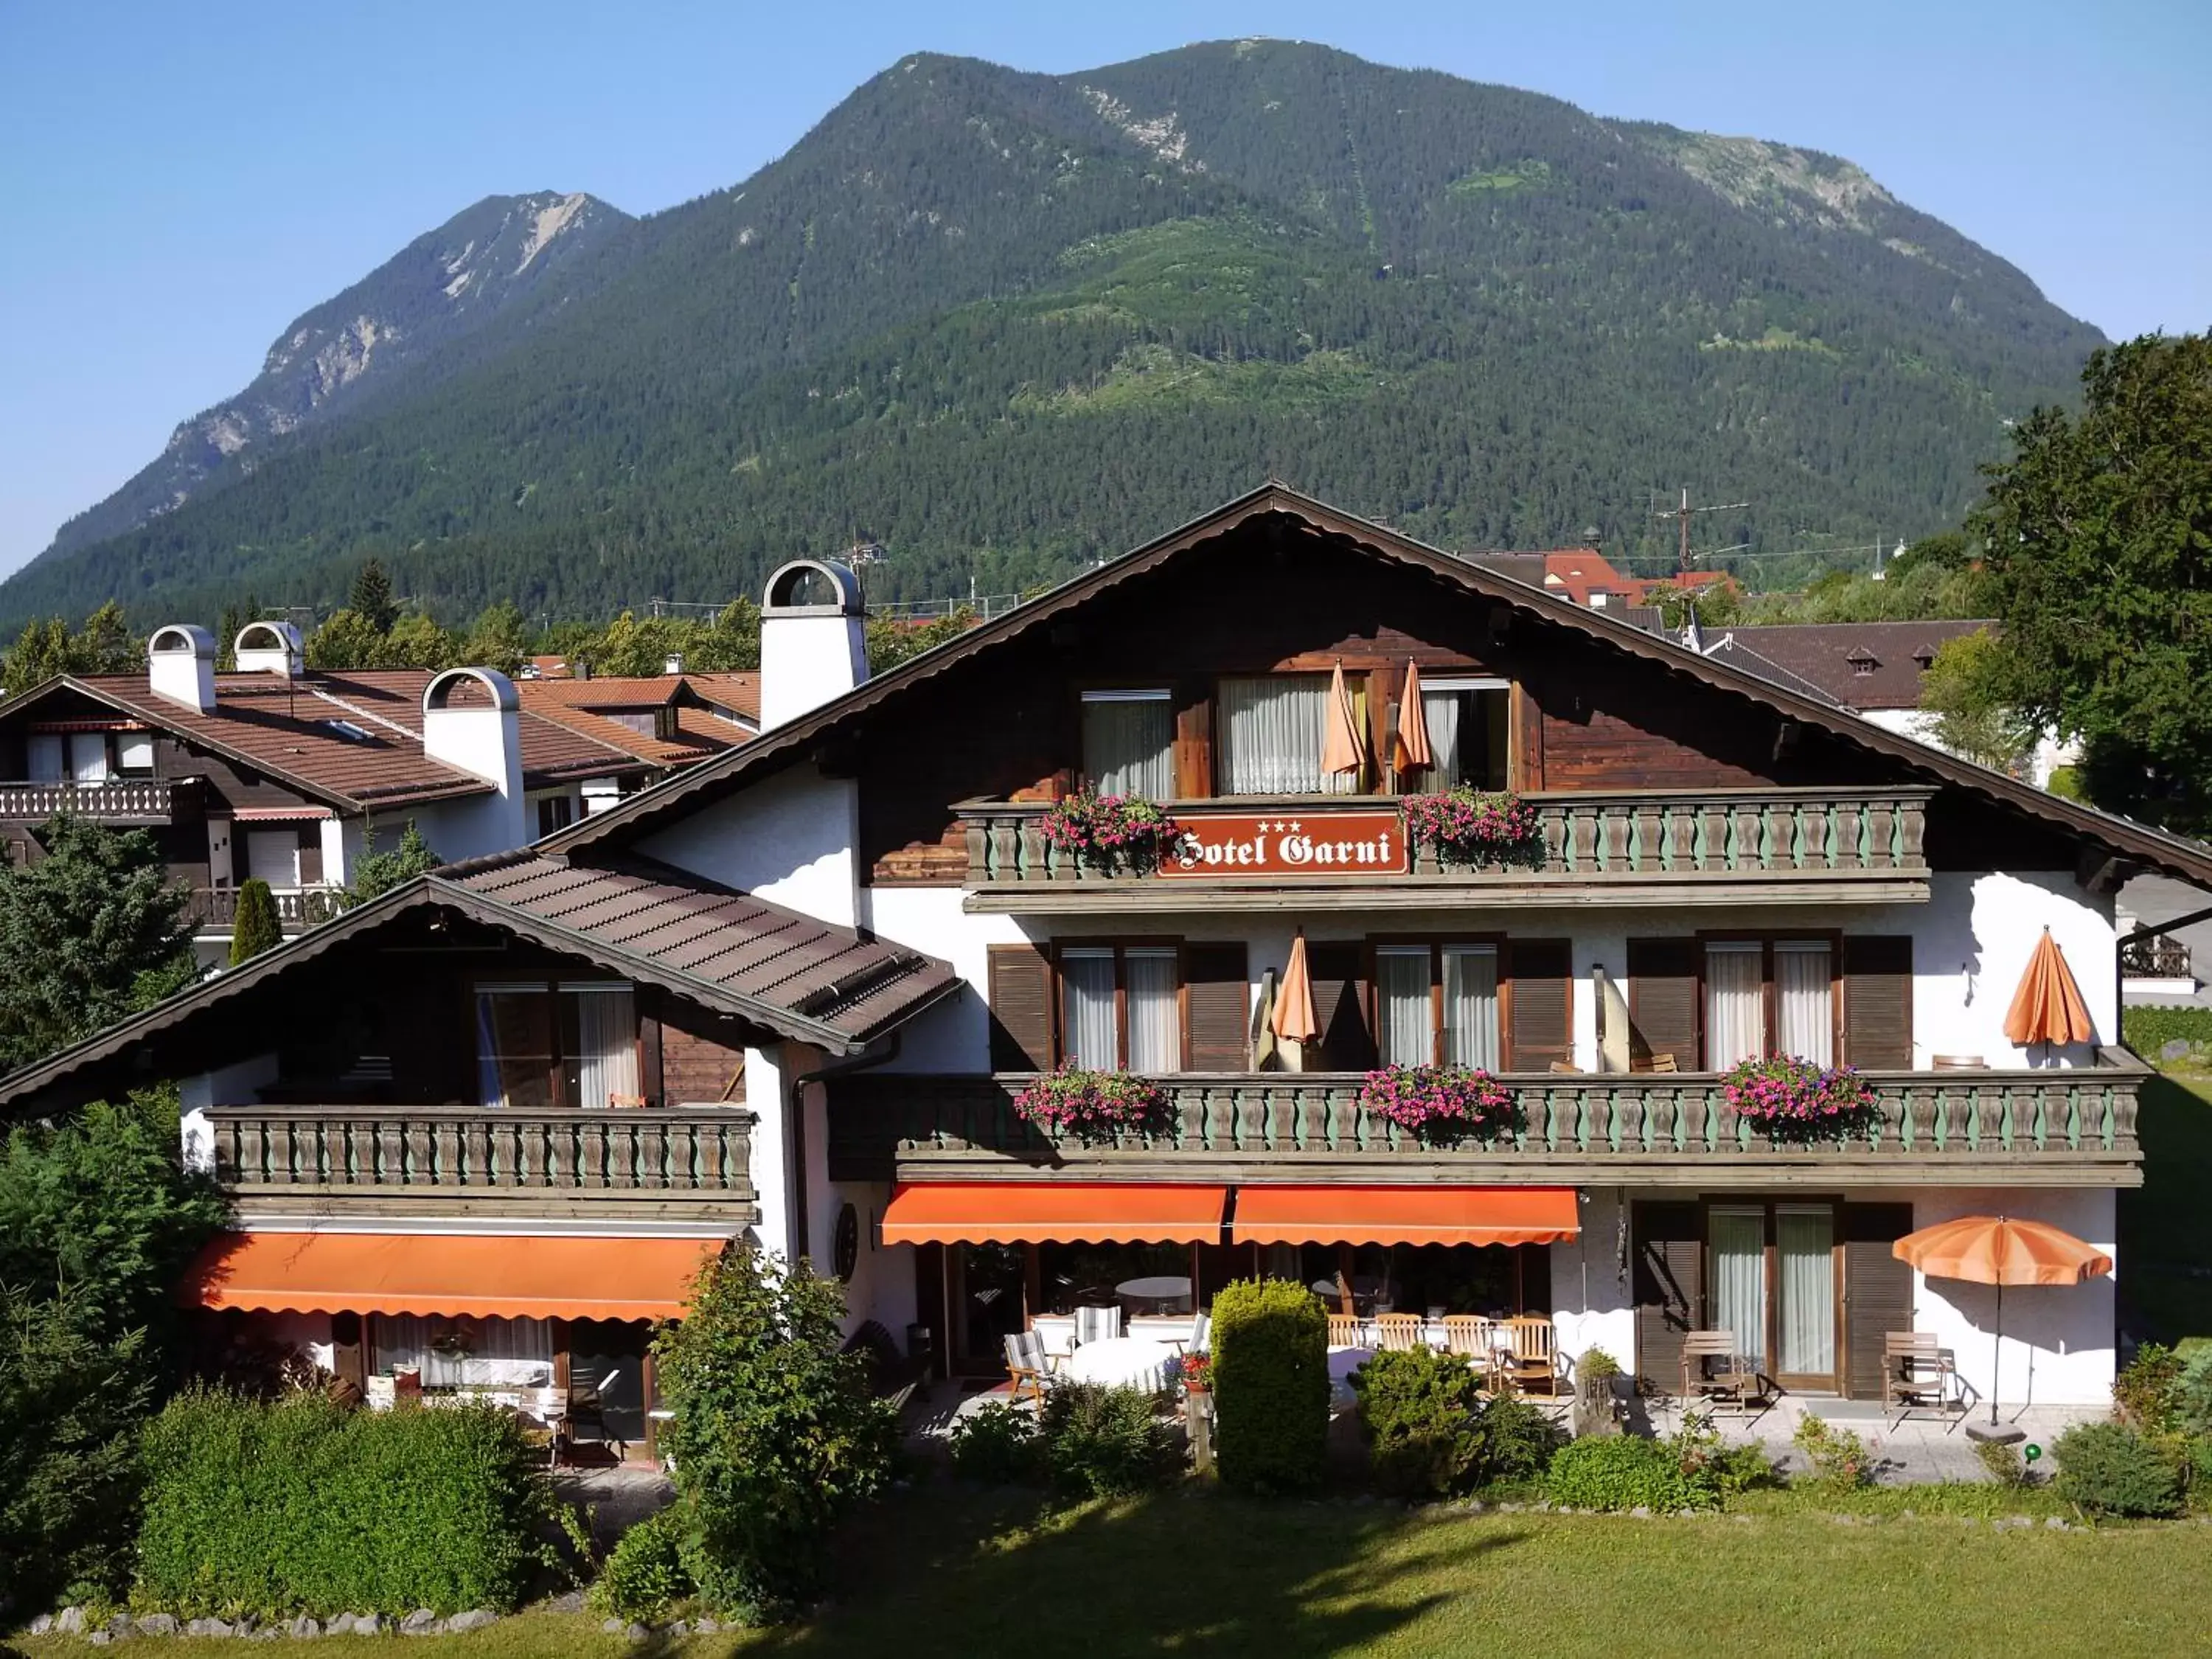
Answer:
26, 734, 64, 782
474, 981, 640, 1108
1708, 1205, 1767, 1364
1057, 944, 1181, 1071
115, 732, 156, 774
1373, 942, 1501, 1068
537, 794, 577, 838
68, 732, 110, 783
1773, 941, 1835, 1065
1704, 942, 1763, 1070
1418, 678, 1511, 790
1703, 938, 1834, 1068
246, 828, 301, 888
1705, 1200, 1839, 1387
1219, 675, 1360, 796
369, 1315, 554, 1388
1080, 690, 1175, 799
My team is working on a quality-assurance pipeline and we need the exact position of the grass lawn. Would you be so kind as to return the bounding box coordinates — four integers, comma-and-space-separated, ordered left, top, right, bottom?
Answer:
2119, 1071, 2212, 1341
23, 1485, 2212, 1659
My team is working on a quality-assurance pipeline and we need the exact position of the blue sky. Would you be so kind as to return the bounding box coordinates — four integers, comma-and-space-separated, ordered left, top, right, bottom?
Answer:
1, 0, 2205, 579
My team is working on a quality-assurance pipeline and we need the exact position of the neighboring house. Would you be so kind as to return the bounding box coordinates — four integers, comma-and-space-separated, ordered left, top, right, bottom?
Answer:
7, 487, 2208, 1436
0, 622, 658, 966
2116, 876, 2211, 1010
1521, 548, 1736, 612
512, 672, 757, 830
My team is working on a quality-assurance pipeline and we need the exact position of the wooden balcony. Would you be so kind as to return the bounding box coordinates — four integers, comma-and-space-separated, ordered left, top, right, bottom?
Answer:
826, 1057, 2145, 1189
203, 1103, 758, 1222
186, 886, 346, 934
0, 777, 189, 824
953, 786, 1933, 912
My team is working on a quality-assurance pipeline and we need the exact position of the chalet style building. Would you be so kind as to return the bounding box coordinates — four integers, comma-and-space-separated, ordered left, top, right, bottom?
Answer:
5, 487, 2205, 1444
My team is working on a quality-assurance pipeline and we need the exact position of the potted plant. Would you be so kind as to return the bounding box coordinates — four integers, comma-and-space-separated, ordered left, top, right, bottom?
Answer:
1357, 1064, 1521, 1144
1038, 792, 1183, 875
1719, 1055, 1878, 1144
1174, 1349, 1214, 1399
1011, 1066, 1175, 1145
1400, 787, 1546, 871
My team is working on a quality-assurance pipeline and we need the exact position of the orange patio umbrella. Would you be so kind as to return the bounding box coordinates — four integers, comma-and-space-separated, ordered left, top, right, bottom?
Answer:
2003, 927, 2095, 1050
1394, 658, 1433, 774
1893, 1214, 2112, 1438
1320, 661, 1366, 779
1272, 931, 1318, 1046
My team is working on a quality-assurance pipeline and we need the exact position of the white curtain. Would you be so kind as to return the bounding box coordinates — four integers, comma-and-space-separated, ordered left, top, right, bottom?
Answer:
1709, 1207, 1766, 1366
27, 734, 64, 782
1421, 689, 1463, 785
570, 984, 639, 1109
1442, 946, 1500, 1069
1774, 942, 1834, 1064
1081, 693, 1175, 799
1220, 676, 1354, 795
1376, 948, 1432, 1065
69, 733, 110, 783
1705, 943, 1764, 1068
1060, 950, 1118, 1068
1124, 948, 1180, 1071
371, 1315, 554, 1388
1777, 1206, 1836, 1376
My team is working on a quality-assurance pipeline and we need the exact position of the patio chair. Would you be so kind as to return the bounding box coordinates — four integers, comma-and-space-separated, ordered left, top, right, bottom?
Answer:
1371, 1312, 1424, 1352
1074, 1304, 1124, 1348
1169, 1310, 1210, 1356
1004, 1330, 1057, 1405
1326, 1313, 1367, 1348
1883, 1332, 1961, 1427
568, 1369, 627, 1460
1501, 1315, 1564, 1397
1678, 1331, 1757, 1417
1440, 1315, 1501, 1382
1648, 1054, 1680, 1074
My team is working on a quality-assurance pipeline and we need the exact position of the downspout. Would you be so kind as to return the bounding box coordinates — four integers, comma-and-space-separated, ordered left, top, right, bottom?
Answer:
787, 1034, 902, 1270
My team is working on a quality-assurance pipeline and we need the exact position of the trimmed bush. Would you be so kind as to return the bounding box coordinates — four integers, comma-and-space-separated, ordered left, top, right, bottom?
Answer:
1547, 1434, 1709, 1512
1352, 1345, 1484, 1498
1211, 1279, 1329, 1495
2052, 1421, 2185, 1517
2174, 1347, 2212, 1436
135, 1389, 563, 1616
1037, 1383, 1176, 1498
2123, 1006, 2212, 1062
946, 1401, 1040, 1486
591, 1507, 692, 1622
228, 879, 282, 965
2116, 1342, 2183, 1430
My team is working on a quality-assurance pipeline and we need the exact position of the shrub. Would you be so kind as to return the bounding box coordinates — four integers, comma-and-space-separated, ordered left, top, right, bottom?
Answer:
2116, 1343, 2184, 1430
134, 1389, 563, 1616
228, 879, 282, 965
947, 1401, 1040, 1486
1211, 1279, 1329, 1495
1547, 1434, 1710, 1512
1791, 1413, 1875, 1492
2122, 1005, 2212, 1062
1476, 1394, 1566, 1486
1356, 1064, 1520, 1142
1009, 1067, 1172, 1143
2052, 1421, 2185, 1517
1352, 1345, 1486, 1498
2172, 1347, 2212, 1436
591, 1507, 692, 1622
1576, 1349, 1622, 1383
654, 1245, 897, 1625
1037, 1383, 1176, 1498
1975, 1438, 2033, 1487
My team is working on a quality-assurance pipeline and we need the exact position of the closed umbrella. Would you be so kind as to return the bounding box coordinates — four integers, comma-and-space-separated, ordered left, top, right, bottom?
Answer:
1893, 1214, 2112, 1439
1273, 932, 1318, 1047
1394, 659, 1433, 774
1320, 661, 1366, 780
2002, 927, 2095, 1050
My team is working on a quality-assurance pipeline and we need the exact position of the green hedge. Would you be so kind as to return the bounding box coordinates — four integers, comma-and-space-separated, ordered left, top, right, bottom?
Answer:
2124, 1006, 2212, 1061
1210, 1278, 1328, 1495
135, 1390, 561, 1617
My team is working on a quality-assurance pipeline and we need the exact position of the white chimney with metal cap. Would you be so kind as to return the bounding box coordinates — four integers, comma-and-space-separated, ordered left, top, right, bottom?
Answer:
420, 667, 528, 858
759, 559, 868, 730
148, 625, 218, 714
233, 619, 304, 678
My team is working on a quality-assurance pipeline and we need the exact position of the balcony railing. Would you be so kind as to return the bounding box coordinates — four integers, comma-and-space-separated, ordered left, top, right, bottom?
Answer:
0, 777, 187, 824
827, 1059, 2144, 1188
953, 787, 1932, 911
186, 886, 347, 933
203, 1104, 757, 1220
2121, 937, 2194, 981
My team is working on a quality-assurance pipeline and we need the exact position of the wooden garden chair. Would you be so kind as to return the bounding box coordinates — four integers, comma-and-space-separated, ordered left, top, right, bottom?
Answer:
1441, 1316, 1502, 1387
1326, 1313, 1367, 1348
1649, 1054, 1680, 1074
1883, 1332, 1961, 1427
1678, 1330, 1758, 1417
1502, 1315, 1564, 1397
1371, 1312, 1423, 1352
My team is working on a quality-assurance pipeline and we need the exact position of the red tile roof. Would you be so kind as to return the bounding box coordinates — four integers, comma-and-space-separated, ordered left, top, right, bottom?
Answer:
1537, 550, 1733, 608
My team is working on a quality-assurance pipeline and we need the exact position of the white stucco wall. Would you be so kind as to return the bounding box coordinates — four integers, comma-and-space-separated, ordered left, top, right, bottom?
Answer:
1548, 1186, 1635, 1369
643, 764, 860, 928
1915, 872, 2115, 1068
744, 1044, 799, 1260
178, 1052, 279, 1169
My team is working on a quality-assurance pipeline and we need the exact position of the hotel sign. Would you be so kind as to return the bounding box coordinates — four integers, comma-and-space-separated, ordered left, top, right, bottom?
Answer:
1158, 810, 1407, 879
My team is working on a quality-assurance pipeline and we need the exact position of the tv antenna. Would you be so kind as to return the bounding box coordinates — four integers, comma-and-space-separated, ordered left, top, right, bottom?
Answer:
1656, 487, 1750, 577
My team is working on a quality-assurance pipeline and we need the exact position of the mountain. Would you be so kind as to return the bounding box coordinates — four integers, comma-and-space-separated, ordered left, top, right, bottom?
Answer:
6, 41, 2104, 630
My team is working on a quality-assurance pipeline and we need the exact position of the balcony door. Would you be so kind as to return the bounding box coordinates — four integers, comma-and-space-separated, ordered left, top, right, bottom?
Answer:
1707, 1199, 1840, 1393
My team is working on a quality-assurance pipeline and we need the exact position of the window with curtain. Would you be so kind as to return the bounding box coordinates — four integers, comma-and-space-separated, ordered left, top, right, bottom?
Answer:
69, 732, 110, 783
1708, 1206, 1766, 1365
1219, 676, 1359, 795
26, 734, 65, 782
369, 1315, 554, 1388
1418, 680, 1511, 789
476, 981, 637, 1108
1124, 947, 1180, 1071
1773, 941, 1834, 1065
1704, 942, 1764, 1068
1441, 946, 1501, 1069
1375, 947, 1432, 1065
1775, 1206, 1836, 1376
1059, 945, 1181, 1070
1373, 943, 1502, 1068
1060, 949, 1119, 1068
1081, 690, 1175, 799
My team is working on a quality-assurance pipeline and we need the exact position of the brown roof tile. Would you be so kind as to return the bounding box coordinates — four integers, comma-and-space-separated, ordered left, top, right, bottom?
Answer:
1694, 622, 1994, 711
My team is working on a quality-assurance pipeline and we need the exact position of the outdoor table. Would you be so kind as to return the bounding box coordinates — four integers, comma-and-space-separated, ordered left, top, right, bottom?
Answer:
1115, 1275, 1194, 1312
1060, 1335, 1175, 1393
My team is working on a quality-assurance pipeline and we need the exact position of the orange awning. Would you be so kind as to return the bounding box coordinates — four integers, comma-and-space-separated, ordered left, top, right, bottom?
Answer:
880, 1182, 1228, 1246
180, 1231, 722, 1320
1231, 1186, 1580, 1248
2003, 927, 2096, 1048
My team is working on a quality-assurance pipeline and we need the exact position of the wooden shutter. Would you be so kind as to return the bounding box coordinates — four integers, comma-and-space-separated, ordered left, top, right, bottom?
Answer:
1842, 936, 1914, 1069
1842, 1203, 1916, 1399
296, 825, 324, 886
1182, 943, 1250, 1071
1626, 938, 1700, 1071
1307, 942, 1374, 1071
987, 944, 1054, 1071
1505, 939, 1571, 1071
1632, 1202, 1703, 1391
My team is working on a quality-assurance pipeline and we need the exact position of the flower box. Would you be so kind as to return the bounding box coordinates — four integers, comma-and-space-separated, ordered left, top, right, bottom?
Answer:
1400, 787, 1545, 871
1357, 1063, 1521, 1143
1011, 1067, 1175, 1144
1720, 1055, 1877, 1143
1038, 793, 1182, 875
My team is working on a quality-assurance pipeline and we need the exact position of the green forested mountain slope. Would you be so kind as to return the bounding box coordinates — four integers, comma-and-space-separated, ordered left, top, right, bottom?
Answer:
6, 40, 2104, 628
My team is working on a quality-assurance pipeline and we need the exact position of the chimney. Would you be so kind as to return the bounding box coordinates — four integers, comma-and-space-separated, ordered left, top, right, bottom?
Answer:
664, 651, 684, 675
420, 668, 528, 857
148, 625, 218, 714
759, 559, 867, 730
233, 619, 304, 678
